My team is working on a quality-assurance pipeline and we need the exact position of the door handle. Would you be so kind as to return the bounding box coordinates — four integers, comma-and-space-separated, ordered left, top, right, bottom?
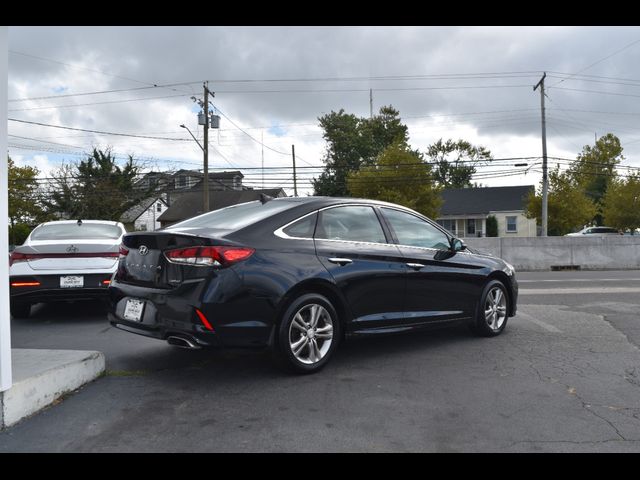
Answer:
406, 262, 425, 270
328, 257, 353, 266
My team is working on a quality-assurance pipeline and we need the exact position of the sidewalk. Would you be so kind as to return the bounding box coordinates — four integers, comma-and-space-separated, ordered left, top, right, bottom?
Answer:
0, 349, 105, 429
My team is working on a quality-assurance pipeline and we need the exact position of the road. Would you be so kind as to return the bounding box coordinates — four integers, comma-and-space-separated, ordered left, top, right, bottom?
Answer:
2, 269, 640, 452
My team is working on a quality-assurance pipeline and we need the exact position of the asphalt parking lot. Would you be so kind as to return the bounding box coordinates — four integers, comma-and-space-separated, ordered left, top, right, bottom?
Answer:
2, 270, 640, 452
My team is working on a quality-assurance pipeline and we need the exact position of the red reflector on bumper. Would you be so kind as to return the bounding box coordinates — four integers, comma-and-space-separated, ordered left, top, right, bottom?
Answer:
103, 280, 111, 285
195, 308, 214, 331
11, 282, 41, 287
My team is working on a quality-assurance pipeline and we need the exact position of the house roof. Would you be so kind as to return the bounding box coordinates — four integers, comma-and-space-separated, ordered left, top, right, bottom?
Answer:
157, 188, 286, 224
439, 185, 534, 216
173, 169, 244, 179
120, 197, 166, 223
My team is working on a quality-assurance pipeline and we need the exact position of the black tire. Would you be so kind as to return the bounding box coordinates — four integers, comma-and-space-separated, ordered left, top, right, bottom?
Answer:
274, 293, 341, 374
10, 302, 31, 319
470, 279, 509, 337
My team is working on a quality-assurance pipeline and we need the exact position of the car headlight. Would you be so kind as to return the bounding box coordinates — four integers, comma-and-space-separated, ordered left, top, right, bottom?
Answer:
504, 261, 515, 275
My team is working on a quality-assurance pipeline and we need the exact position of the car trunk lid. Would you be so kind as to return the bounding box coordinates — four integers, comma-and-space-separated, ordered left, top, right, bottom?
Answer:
116, 230, 236, 288
15, 240, 120, 271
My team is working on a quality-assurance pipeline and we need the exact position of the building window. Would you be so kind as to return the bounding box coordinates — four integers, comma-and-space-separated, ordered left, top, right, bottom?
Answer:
157, 203, 162, 213
506, 216, 517, 233
175, 175, 187, 189
466, 219, 476, 236
437, 219, 457, 235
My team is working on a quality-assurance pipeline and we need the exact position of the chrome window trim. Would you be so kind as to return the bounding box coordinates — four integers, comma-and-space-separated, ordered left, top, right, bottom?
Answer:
274, 203, 390, 246
273, 202, 477, 255
273, 210, 318, 241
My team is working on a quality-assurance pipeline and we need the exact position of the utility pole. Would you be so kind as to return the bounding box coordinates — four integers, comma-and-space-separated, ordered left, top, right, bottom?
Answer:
534, 72, 548, 237
202, 82, 210, 213
369, 89, 373, 118
292, 144, 298, 197
261, 129, 265, 189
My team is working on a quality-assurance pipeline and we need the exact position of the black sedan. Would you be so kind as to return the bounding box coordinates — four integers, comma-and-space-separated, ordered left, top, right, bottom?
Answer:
108, 196, 517, 373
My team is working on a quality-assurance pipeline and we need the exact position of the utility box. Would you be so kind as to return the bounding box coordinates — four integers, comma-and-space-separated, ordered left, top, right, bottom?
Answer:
197, 113, 220, 128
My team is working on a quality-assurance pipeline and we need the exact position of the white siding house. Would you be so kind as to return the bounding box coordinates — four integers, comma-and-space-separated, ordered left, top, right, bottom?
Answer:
436, 186, 537, 238
121, 197, 168, 232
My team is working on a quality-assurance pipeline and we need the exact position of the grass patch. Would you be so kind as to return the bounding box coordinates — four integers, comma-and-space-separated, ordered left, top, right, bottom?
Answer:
104, 369, 149, 377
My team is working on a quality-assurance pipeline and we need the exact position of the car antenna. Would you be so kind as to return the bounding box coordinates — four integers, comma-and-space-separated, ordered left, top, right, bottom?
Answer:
259, 193, 273, 204
77, 219, 83, 226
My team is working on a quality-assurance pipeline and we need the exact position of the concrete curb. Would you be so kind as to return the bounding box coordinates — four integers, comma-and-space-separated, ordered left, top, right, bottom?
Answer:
0, 349, 105, 429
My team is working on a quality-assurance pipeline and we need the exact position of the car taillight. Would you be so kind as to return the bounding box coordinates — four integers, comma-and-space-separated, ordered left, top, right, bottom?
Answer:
9, 251, 30, 266
119, 245, 129, 258
164, 246, 254, 267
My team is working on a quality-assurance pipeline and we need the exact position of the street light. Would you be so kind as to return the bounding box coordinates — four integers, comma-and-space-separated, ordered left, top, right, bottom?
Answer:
180, 124, 204, 153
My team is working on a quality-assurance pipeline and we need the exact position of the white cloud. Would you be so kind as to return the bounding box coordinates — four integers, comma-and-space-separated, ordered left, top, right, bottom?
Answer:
7, 25, 640, 197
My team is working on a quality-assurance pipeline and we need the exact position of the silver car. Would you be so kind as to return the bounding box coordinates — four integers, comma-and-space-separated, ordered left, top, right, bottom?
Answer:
565, 226, 621, 237
9, 220, 126, 318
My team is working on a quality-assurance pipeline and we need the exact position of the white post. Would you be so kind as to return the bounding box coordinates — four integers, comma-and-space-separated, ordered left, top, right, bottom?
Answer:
0, 26, 12, 392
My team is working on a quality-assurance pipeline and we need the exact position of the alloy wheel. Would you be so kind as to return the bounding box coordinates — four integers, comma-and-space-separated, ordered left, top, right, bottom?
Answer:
288, 303, 334, 365
484, 287, 507, 332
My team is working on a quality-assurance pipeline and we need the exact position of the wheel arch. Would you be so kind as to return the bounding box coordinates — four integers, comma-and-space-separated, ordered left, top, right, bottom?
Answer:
486, 271, 515, 316
273, 278, 351, 342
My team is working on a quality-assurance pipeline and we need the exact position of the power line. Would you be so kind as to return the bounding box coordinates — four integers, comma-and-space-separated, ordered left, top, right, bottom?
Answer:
8, 118, 193, 142
10, 50, 163, 87
8, 93, 192, 112
549, 38, 640, 88
550, 86, 640, 99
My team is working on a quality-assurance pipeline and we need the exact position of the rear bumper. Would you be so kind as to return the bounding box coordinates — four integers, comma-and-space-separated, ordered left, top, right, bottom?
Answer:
10, 273, 113, 303
108, 278, 274, 348
108, 313, 223, 347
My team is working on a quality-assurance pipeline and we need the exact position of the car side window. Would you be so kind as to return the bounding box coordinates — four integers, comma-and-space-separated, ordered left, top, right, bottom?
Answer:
382, 207, 450, 250
282, 212, 317, 239
315, 206, 387, 244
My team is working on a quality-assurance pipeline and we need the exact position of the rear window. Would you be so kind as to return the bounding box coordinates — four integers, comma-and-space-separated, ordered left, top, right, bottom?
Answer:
167, 200, 295, 231
31, 223, 122, 240
282, 213, 317, 238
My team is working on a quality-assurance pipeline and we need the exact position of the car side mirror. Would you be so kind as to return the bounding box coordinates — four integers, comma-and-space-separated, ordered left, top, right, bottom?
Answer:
450, 238, 466, 252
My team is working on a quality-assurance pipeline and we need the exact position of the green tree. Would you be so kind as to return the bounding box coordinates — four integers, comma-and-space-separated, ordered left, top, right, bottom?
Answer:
426, 139, 492, 188
43, 148, 157, 221
602, 175, 640, 233
347, 142, 442, 218
525, 167, 597, 236
312, 106, 409, 196
486, 215, 498, 237
8, 156, 44, 244
568, 133, 623, 224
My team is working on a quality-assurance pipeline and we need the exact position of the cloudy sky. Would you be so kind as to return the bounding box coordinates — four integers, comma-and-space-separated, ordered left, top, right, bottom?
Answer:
7, 26, 640, 195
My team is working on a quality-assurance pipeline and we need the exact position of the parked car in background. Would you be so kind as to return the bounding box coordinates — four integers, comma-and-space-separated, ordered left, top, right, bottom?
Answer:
9, 220, 126, 318
109, 196, 518, 374
565, 226, 622, 237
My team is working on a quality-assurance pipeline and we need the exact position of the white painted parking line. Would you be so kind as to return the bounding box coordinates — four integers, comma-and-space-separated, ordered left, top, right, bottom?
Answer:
517, 311, 562, 333
519, 287, 640, 295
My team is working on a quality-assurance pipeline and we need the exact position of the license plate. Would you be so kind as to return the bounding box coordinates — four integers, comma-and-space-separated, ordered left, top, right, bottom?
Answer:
123, 299, 145, 322
60, 275, 84, 288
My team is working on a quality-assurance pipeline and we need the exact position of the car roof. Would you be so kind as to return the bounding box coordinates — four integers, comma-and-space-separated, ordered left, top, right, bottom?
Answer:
269, 196, 421, 212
